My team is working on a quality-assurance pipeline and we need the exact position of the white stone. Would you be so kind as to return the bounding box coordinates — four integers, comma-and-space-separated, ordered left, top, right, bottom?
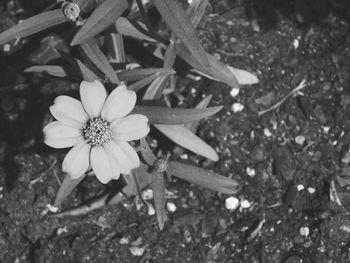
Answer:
119, 237, 129, 245
46, 204, 59, 213
246, 167, 256, 177
225, 196, 240, 211
297, 184, 305, 191
230, 87, 240, 98
293, 39, 299, 49
166, 202, 177, 212
129, 247, 145, 256
147, 203, 155, 216
307, 187, 316, 194
264, 128, 273, 137
141, 189, 153, 200
231, 103, 244, 113
299, 226, 309, 237
295, 135, 305, 145
240, 199, 251, 209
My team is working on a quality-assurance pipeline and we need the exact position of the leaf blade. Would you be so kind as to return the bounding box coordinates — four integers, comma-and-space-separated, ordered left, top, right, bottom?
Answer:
154, 124, 218, 161
71, 0, 128, 46
151, 171, 167, 230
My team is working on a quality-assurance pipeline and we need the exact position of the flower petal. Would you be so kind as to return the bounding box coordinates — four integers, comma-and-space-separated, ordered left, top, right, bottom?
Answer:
50, 95, 88, 128
91, 146, 121, 184
104, 141, 140, 172
62, 141, 91, 179
43, 121, 82, 148
80, 80, 107, 118
111, 114, 150, 141
101, 85, 136, 122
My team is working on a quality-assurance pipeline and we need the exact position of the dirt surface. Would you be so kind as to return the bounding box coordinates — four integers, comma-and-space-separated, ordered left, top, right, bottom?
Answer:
2, 0, 350, 262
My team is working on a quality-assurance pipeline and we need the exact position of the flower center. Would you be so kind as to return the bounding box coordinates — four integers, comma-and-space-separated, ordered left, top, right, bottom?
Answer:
82, 117, 112, 146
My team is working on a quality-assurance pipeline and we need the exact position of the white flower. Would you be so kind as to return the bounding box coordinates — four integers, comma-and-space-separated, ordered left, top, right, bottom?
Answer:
43, 80, 150, 184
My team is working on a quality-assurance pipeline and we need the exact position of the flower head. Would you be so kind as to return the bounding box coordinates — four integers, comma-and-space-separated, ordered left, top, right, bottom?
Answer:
43, 80, 150, 184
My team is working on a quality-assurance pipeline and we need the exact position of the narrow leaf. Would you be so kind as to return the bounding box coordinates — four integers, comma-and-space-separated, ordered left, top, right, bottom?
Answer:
121, 164, 153, 197
185, 95, 212, 132
71, 0, 128, 45
140, 138, 157, 166
152, 0, 209, 70
54, 174, 85, 207
116, 17, 157, 42
186, 0, 209, 28
128, 72, 164, 92
227, 66, 259, 85
154, 124, 218, 161
24, 65, 74, 79
133, 105, 222, 124
168, 161, 240, 194
80, 39, 120, 84
117, 68, 174, 82
0, 9, 67, 46
58, 50, 100, 81
176, 43, 240, 89
151, 171, 167, 230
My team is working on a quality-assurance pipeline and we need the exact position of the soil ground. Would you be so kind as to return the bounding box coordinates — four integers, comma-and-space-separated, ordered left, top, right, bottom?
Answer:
1, 0, 350, 262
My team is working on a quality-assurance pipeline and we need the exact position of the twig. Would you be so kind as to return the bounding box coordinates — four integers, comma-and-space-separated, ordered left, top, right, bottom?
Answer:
258, 79, 308, 116
30, 159, 57, 186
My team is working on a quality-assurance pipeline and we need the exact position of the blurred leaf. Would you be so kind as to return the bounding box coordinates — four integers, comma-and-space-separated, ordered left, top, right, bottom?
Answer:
185, 95, 212, 132
117, 68, 174, 82
58, 50, 100, 81
71, 0, 128, 46
116, 17, 157, 42
143, 41, 176, 99
227, 66, 259, 85
186, 0, 209, 28
133, 105, 222, 124
152, 0, 209, 70
29, 34, 69, 64
176, 43, 239, 89
168, 161, 240, 194
154, 124, 218, 161
0, 9, 67, 46
80, 38, 120, 84
151, 170, 167, 230
24, 65, 77, 80
54, 174, 85, 207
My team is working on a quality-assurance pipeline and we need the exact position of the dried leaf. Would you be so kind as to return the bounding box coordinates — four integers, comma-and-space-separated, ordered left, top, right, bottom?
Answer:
71, 0, 128, 46
80, 39, 120, 84
54, 174, 85, 207
151, 171, 167, 230
152, 0, 209, 70
168, 161, 240, 194
133, 105, 222, 125
154, 124, 219, 161
0, 9, 67, 46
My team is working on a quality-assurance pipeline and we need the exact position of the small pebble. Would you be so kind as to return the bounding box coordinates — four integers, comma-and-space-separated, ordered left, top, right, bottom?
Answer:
307, 187, 315, 194
264, 128, 273, 137
246, 167, 256, 177
231, 103, 244, 113
119, 237, 130, 245
295, 135, 305, 145
166, 202, 177, 212
129, 247, 145, 256
147, 203, 155, 216
46, 204, 59, 213
240, 199, 251, 209
56, 226, 68, 235
293, 39, 299, 49
230, 87, 240, 98
225, 196, 240, 211
299, 226, 310, 237
142, 189, 153, 200
297, 184, 304, 191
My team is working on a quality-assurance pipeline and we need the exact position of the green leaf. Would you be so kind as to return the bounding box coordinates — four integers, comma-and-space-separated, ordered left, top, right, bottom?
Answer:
140, 138, 157, 166
128, 72, 166, 92
143, 41, 176, 99
117, 68, 174, 82
120, 163, 153, 197
116, 17, 157, 42
58, 50, 100, 81
0, 9, 67, 46
24, 65, 74, 79
133, 105, 222, 124
227, 66, 259, 85
185, 95, 212, 132
186, 0, 209, 28
152, 0, 209, 70
154, 124, 218, 161
80, 39, 120, 84
71, 0, 128, 46
151, 171, 167, 230
168, 161, 240, 194
175, 43, 240, 89
54, 174, 85, 207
